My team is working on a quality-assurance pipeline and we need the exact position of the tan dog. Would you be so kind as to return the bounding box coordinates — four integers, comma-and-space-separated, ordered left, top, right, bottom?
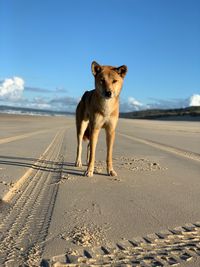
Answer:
75, 61, 127, 177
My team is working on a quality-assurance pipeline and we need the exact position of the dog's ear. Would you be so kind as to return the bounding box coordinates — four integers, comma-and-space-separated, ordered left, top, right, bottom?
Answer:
91, 61, 102, 76
114, 65, 128, 78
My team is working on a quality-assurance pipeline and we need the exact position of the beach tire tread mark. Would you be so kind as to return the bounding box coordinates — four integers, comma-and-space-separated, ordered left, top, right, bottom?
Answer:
44, 222, 200, 266
118, 132, 200, 163
0, 129, 67, 266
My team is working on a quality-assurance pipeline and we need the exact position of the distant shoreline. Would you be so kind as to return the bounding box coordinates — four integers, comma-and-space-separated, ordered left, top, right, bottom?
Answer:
0, 105, 73, 117
0, 105, 200, 121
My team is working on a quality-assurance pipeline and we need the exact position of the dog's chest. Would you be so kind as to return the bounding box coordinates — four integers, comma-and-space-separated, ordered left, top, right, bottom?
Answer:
101, 102, 113, 117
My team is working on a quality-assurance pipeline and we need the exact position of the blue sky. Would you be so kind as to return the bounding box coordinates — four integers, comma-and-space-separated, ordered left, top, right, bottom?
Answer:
0, 0, 200, 111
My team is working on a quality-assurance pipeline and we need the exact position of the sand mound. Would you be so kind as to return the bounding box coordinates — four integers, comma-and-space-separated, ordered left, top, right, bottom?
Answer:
61, 224, 106, 247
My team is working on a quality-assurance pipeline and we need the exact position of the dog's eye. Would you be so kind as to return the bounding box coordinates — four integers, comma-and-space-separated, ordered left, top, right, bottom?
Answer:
113, 79, 117, 83
100, 78, 105, 84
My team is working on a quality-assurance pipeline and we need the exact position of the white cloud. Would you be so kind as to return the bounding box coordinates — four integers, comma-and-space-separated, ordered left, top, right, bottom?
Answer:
1, 95, 78, 112
147, 98, 187, 110
128, 97, 144, 108
189, 94, 200, 106
120, 97, 147, 112
120, 94, 200, 112
0, 77, 24, 101
28, 97, 51, 109
50, 96, 78, 106
0, 77, 78, 112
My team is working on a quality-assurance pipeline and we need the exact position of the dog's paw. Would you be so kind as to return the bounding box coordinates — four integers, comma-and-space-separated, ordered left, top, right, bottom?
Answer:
75, 161, 82, 167
84, 170, 94, 177
108, 169, 117, 176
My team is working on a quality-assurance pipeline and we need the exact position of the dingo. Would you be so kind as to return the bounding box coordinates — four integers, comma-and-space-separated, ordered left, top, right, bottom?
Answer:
75, 61, 127, 177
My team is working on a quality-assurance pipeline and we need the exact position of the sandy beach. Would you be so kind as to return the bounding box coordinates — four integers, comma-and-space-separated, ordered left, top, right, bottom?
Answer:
0, 114, 200, 267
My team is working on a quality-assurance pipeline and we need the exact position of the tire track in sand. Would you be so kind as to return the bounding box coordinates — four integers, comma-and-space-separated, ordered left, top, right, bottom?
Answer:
0, 128, 58, 145
42, 222, 200, 267
118, 132, 200, 163
0, 128, 67, 267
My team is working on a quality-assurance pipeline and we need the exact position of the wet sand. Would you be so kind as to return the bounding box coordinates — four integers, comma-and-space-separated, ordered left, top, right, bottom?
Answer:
0, 114, 200, 266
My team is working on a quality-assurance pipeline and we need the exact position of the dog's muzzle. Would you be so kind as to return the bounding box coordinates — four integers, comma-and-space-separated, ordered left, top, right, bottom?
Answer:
105, 91, 112, 98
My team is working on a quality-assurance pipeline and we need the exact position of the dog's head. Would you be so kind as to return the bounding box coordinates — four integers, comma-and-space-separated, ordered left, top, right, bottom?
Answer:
91, 61, 127, 99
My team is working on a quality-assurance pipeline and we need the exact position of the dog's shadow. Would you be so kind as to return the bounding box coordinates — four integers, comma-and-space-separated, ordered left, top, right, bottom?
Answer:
0, 155, 86, 177
0, 155, 110, 180
62, 162, 86, 177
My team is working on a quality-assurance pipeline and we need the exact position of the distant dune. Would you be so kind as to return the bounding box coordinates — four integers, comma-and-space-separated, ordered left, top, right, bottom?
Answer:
120, 106, 200, 121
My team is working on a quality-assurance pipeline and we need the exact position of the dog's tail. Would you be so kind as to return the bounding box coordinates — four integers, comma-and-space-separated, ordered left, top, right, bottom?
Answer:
83, 126, 90, 141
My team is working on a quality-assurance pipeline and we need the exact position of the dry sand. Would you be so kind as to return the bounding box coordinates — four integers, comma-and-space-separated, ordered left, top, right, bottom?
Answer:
0, 114, 200, 267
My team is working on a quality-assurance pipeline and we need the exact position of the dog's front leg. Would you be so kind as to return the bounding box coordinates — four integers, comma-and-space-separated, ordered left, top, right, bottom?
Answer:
85, 128, 100, 177
106, 128, 117, 176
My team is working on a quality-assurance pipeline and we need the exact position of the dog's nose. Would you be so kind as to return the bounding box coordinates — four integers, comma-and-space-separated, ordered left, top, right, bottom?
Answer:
105, 91, 112, 98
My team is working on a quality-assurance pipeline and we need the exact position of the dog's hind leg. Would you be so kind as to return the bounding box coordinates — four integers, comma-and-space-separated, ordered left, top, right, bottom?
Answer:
75, 120, 89, 167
